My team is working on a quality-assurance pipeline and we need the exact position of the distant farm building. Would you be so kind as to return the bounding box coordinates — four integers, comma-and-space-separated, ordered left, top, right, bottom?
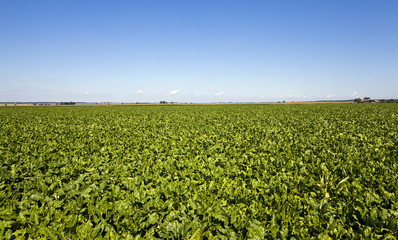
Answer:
355, 97, 379, 103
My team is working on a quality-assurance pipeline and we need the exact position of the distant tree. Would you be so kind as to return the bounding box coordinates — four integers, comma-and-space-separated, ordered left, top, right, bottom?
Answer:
354, 98, 361, 103
60, 101, 76, 105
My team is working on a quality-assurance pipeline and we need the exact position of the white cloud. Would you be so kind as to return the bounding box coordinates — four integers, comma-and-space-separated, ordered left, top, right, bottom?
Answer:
169, 89, 180, 95
137, 90, 143, 95
84, 91, 90, 95
351, 91, 359, 97
214, 91, 225, 96
326, 94, 335, 98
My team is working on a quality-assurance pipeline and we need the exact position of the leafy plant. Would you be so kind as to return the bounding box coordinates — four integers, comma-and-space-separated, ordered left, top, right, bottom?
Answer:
0, 104, 397, 239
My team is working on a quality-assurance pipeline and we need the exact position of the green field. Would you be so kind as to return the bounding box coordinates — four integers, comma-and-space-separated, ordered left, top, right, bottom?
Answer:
1, 104, 397, 239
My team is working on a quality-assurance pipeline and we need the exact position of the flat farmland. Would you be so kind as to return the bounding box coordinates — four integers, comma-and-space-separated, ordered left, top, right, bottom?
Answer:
0, 104, 397, 239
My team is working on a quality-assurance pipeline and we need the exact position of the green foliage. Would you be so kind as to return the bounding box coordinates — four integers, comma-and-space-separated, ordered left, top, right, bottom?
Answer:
0, 104, 397, 239
59, 101, 76, 105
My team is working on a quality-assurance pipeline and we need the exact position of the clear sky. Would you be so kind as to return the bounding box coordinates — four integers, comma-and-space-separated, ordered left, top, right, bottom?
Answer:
1, 1, 397, 102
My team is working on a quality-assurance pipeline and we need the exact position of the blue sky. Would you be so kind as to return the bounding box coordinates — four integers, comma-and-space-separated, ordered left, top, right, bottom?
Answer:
1, 1, 397, 102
